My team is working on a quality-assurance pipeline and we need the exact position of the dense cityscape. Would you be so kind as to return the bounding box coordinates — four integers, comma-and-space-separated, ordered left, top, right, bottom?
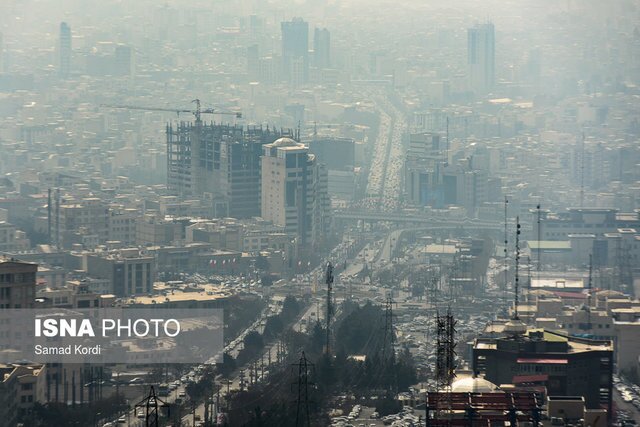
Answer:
0, 0, 639, 426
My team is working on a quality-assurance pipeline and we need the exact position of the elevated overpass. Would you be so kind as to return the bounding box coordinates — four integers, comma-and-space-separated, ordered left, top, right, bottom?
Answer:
333, 209, 508, 233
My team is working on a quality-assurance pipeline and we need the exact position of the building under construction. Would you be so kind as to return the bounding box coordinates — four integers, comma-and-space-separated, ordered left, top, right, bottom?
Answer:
166, 121, 294, 218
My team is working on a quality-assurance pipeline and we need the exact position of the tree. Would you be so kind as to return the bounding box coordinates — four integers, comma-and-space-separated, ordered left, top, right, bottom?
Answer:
255, 255, 270, 272
263, 315, 284, 339
261, 274, 275, 286
281, 296, 301, 321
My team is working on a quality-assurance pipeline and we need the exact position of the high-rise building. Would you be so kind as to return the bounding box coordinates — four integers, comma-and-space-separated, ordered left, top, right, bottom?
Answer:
261, 138, 329, 251
114, 44, 132, 76
0, 259, 36, 309
467, 22, 495, 94
281, 18, 309, 84
247, 44, 260, 80
313, 27, 330, 69
473, 326, 613, 418
59, 22, 71, 78
404, 133, 445, 207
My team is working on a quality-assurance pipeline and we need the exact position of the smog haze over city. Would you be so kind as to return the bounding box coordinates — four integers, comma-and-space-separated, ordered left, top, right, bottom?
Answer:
0, 0, 639, 426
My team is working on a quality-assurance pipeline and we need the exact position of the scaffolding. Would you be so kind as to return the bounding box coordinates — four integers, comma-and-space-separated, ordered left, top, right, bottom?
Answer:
166, 122, 294, 216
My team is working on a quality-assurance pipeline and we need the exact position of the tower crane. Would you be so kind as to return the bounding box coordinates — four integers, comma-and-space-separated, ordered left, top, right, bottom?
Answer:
101, 98, 242, 122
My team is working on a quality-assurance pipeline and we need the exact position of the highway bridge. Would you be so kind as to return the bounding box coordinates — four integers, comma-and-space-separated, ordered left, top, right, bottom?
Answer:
333, 210, 519, 233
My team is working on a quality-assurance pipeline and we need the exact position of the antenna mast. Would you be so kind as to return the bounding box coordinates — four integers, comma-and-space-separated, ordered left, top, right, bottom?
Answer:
325, 262, 334, 355
514, 216, 521, 320
537, 204, 542, 282
503, 196, 509, 311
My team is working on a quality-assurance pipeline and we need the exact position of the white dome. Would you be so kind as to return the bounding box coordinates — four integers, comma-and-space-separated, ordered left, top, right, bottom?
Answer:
271, 137, 299, 147
450, 377, 499, 393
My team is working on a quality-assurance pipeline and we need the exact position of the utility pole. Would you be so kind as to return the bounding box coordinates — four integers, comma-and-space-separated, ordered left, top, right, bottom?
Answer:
382, 296, 396, 363
503, 196, 509, 311
325, 262, 334, 355
514, 217, 521, 320
536, 204, 542, 282
47, 188, 52, 244
55, 188, 60, 249
292, 352, 314, 427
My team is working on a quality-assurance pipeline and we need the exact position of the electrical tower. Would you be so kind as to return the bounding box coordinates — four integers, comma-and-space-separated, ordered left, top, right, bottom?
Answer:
325, 262, 334, 355
382, 296, 396, 363
503, 197, 509, 311
435, 308, 457, 422
134, 386, 169, 427
292, 352, 314, 427
435, 308, 457, 390
514, 216, 521, 320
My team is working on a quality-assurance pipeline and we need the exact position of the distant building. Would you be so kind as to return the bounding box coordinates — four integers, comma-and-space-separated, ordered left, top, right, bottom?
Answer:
313, 27, 330, 69
281, 18, 309, 84
308, 136, 355, 170
59, 22, 71, 78
57, 197, 109, 249
404, 133, 445, 207
0, 222, 30, 252
0, 363, 46, 425
468, 22, 495, 94
261, 138, 329, 252
0, 259, 36, 309
84, 249, 155, 297
473, 326, 613, 417
108, 208, 137, 246
246, 44, 259, 80
114, 44, 132, 76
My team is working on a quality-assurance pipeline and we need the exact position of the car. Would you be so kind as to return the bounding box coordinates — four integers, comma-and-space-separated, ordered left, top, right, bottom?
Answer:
129, 377, 144, 385
116, 416, 126, 424
178, 391, 186, 398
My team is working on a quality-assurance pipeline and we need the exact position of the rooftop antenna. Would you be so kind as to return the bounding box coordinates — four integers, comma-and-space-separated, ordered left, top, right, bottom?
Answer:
587, 253, 593, 329
514, 216, 521, 320
527, 255, 532, 303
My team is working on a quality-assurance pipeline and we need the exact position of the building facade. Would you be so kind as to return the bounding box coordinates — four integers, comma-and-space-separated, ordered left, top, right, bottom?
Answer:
261, 138, 329, 253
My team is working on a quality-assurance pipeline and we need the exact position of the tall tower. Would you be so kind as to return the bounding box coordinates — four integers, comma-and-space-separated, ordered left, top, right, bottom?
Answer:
261, 137, 329, 251
281, 18, 309, 84
313, 27, 330, 69
59, 22, 71, 78
467, 22, 495, 95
